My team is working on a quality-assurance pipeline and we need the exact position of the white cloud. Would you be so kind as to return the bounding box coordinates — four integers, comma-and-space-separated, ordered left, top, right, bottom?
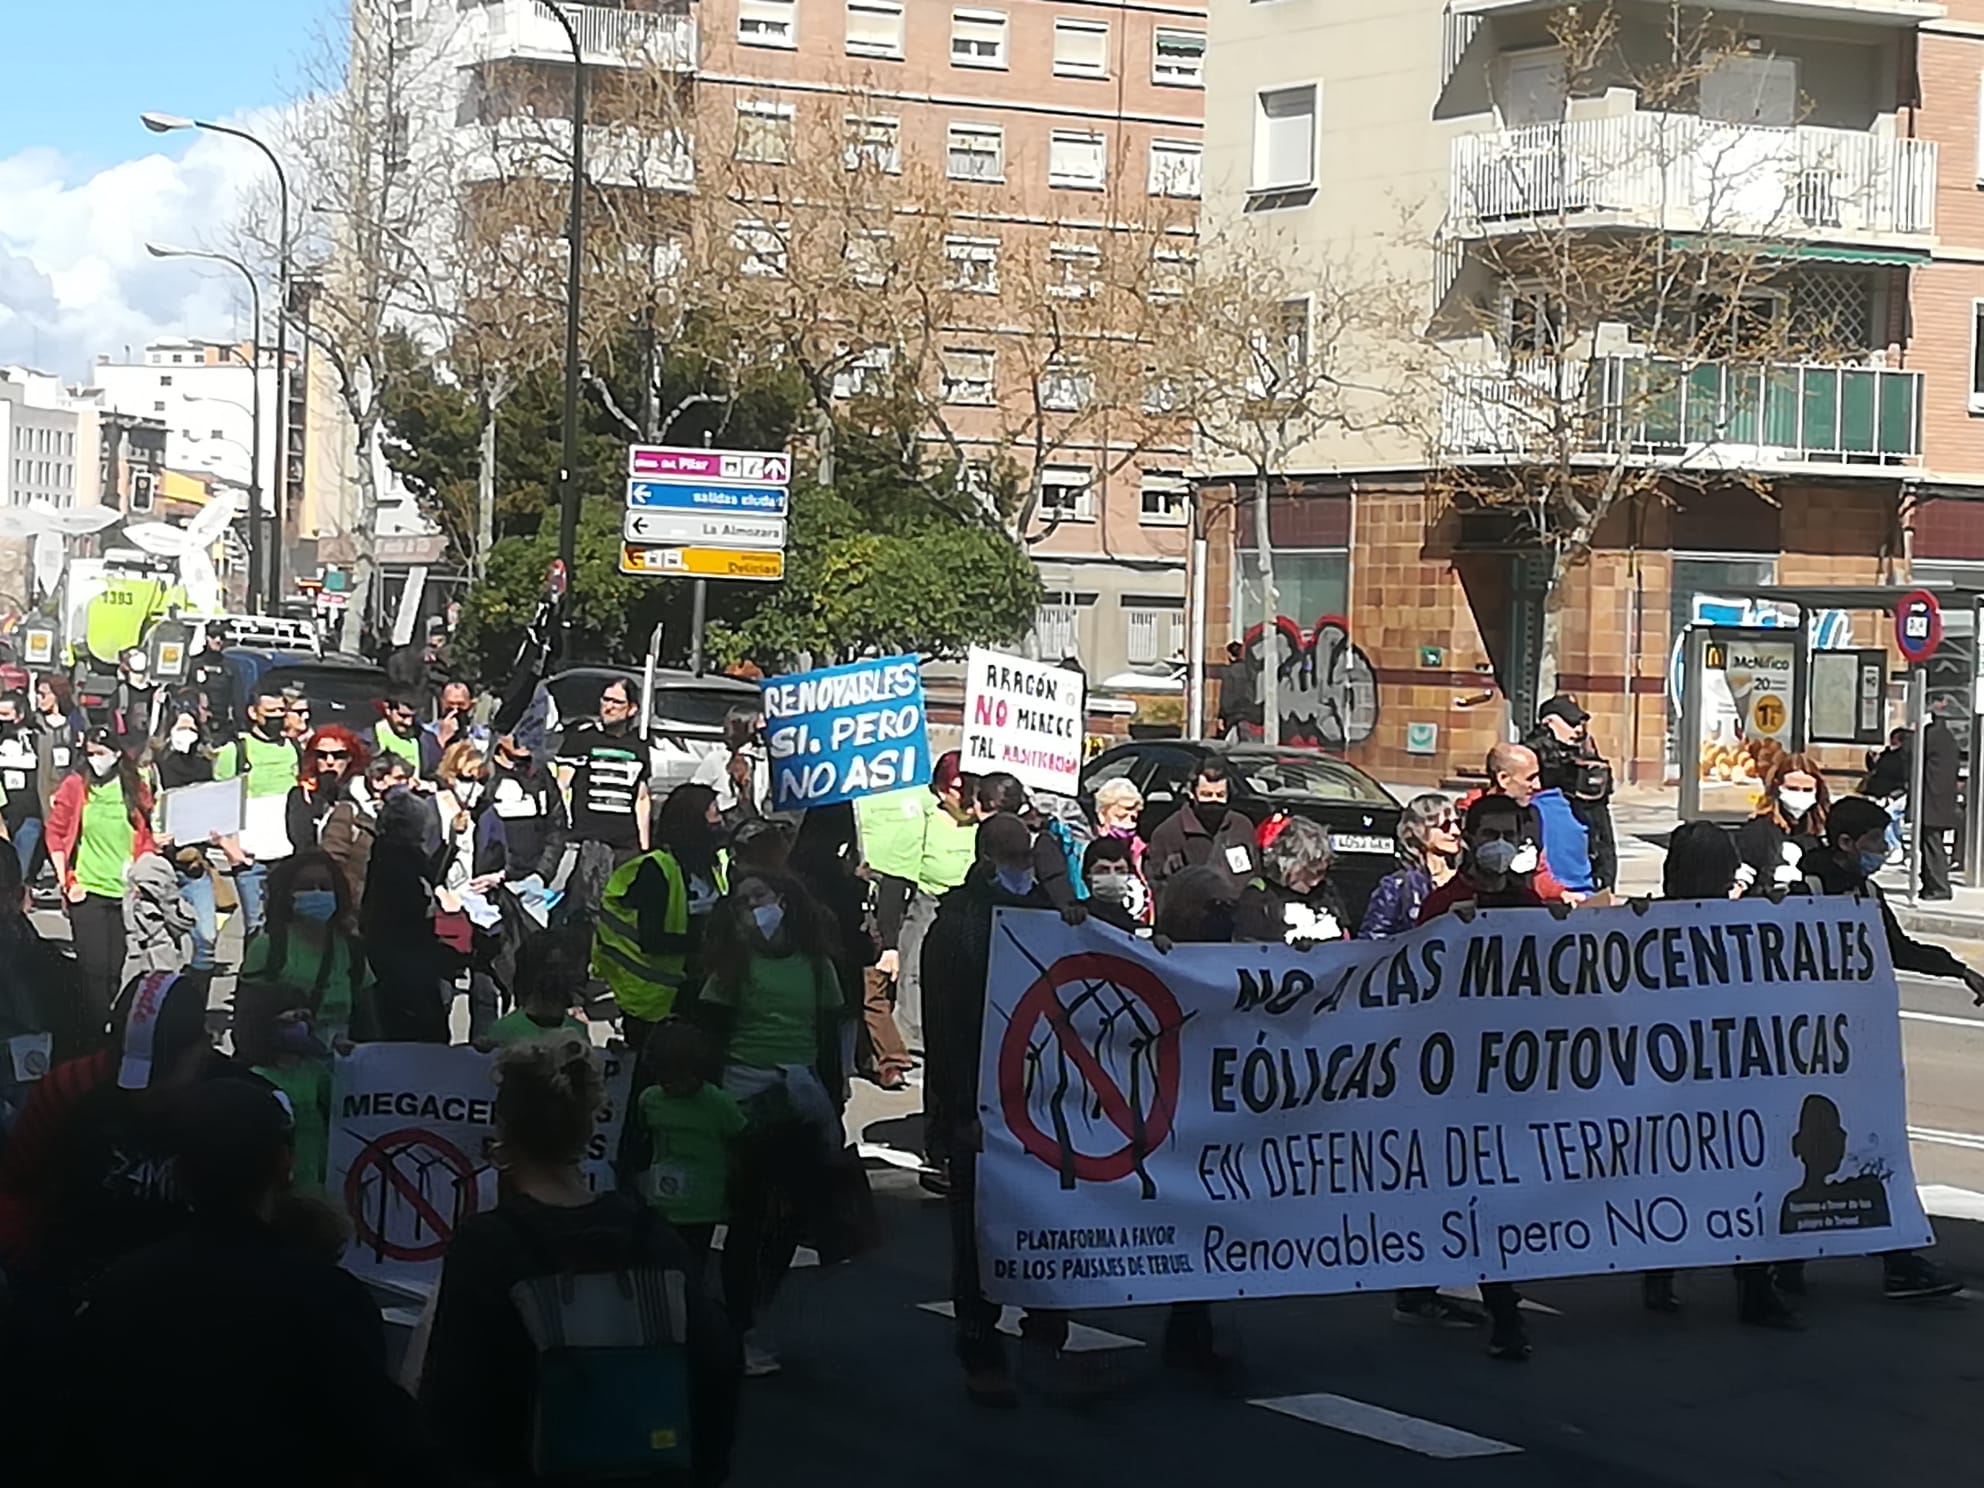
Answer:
0, 126, 278, 382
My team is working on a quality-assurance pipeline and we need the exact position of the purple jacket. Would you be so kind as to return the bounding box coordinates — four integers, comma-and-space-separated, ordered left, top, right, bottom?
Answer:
1357, 866, 1431, 939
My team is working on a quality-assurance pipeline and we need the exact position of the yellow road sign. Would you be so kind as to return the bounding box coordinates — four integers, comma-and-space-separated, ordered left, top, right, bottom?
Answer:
619, 544, 786, 581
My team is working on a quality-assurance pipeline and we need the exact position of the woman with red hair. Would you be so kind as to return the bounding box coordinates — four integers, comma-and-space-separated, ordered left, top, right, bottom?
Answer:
285, 724, 369, 854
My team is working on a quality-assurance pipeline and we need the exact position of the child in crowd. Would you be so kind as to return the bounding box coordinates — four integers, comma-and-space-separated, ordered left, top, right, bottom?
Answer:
484, 931, 590, 1046
638, 1018, 746, 1270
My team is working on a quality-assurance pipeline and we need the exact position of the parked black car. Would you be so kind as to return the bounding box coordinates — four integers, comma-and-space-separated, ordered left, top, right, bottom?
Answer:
1080, 741, 1404, 921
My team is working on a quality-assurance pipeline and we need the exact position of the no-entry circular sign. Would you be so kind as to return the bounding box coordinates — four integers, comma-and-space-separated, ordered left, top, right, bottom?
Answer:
1896, 589, 1942, 663
996, 952, 1185, 1185
344, 1127, 483, 1264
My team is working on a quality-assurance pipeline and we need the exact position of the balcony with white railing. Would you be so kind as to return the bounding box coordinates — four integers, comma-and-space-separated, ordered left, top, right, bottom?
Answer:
473, 1, 697, 71
1439, 354, 1923, 473
1449, 112, 1936, 247
461, 118, 695, 192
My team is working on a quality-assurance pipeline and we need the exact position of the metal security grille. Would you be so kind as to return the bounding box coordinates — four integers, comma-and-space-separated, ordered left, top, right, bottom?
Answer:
1789, 269, 1873, 355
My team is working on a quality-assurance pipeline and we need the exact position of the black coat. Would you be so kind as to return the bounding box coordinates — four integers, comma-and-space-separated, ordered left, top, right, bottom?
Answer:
1923, 719, 1960, 830
1145, 802, 1259, 901
1233, 876, 1352, 945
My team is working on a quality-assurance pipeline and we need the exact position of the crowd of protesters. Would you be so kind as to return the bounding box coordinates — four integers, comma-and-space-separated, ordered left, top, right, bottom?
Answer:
2, 624, 1982, 1481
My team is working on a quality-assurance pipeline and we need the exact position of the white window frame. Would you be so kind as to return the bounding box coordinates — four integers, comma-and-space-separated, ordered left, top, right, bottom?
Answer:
1031, 603, 1079, 659
845, 0, 905, 59
1047, 241, 1102, 299
942, 345, 997, 405
1039, 464, 1097, 522
947, 122, 1005, 182
737, 0, 797, 49
733, 99, 795, 164
1048, 129, 1107, 190
1970, 299, 1984, 413
1975, 71, 1984, 187
733, 219, 790, 278
1253, 83, 1319, 194
951, 8, 1008, 69
843, 113, 902, 173
1152, 28, 1206, 88
1124, 604, 1182, 664
832, 345, 894, 400
1148, 138, 1202, 199
1039, 358, 1093, 413
1053, 17, 1111, 79
1138, 473, 1189, 527
945, 234, 1001, 293
845, 229, 894, 288
1150, 244, 1195, 302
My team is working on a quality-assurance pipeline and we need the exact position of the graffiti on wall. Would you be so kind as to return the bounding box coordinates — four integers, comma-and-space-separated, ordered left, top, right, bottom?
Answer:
1241, 614, 1379, 749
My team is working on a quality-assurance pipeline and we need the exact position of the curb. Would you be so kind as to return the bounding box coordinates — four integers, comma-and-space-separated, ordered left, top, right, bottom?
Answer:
1892, 905, 1984, 944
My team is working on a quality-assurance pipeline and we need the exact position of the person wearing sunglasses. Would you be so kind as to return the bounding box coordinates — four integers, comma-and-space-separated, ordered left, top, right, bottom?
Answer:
1359, 793, 1461, 939
286, 727, 370, 855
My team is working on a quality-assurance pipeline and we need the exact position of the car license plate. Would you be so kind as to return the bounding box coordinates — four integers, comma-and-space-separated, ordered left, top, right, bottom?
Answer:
1331, 833, 1392, 855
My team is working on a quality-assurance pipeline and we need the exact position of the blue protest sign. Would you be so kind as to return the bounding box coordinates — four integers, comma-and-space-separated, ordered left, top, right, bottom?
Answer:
762, 655, 930, 810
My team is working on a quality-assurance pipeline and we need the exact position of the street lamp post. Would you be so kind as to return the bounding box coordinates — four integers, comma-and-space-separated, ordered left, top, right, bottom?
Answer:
530, 2, 586, 661
146, 242, 263, 613
143, 111, 292, 614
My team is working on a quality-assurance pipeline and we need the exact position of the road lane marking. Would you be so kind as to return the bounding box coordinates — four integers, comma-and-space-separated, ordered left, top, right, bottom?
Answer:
915, 1302, 1144, 1352
1437, 1282, 1562, 1317
1920, 1184, 1984, 1221
1901, 1009, 1984, 1031
1248, 1393, 1522, 1458
1909, 1126, 1984, 1153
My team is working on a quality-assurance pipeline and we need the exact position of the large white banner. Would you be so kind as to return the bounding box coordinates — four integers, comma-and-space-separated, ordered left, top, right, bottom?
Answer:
976, 899, 1932, 1308
329, 1042, 632, 1288
962, 647, 1086, 795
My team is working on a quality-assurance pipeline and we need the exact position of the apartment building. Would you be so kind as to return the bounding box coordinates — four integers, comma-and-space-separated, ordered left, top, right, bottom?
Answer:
92, 338, 293, 516
1, 369, 93, 510
388, 0, 1205, 680
1196, 0, 1984, 783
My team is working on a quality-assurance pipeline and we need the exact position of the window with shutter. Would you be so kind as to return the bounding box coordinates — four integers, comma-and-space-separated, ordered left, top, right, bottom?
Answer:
947, 123, 1004, 181
1049, 130, 1106, 188
1054, 19, 1109, 78
846, 0, 904, 58
1153, 29, 1205, 87
738, 0, 797, 47
734, 101, 794, 164
952, 10, 1008, 67
1149, 139, 1202, 198
1253, 85, 1317, 192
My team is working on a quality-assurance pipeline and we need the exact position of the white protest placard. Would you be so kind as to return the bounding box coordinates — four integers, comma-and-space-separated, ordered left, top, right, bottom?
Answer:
159, 776, 247, 843
975, 898, 1931, 1309
328, 1041, 632, 1287
962, 647, 1086, 796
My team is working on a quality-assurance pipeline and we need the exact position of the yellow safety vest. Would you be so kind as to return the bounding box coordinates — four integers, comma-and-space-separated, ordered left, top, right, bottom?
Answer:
592, 849, 719, 1021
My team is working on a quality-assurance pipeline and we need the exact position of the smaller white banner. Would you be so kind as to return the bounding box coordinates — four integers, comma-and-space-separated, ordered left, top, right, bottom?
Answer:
962, 647, 1087, 796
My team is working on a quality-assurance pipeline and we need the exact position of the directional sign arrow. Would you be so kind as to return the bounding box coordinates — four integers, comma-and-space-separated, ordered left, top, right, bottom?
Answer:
623, 509, 787, 549
625, 479, 790, 517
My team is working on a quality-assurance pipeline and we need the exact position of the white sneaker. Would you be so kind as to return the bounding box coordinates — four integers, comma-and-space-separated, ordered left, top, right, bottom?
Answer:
742, 1332, 782, 1377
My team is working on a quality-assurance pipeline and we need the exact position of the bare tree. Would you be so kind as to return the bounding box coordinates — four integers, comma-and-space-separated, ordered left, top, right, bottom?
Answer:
1428, 3, 1917, 704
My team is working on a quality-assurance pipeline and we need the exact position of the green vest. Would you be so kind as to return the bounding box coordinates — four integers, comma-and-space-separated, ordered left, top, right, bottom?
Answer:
594, 850, 701, 1021
918, 795, 976, 897
215, 732, 300, 799
374, 722, 421, 773
855, 787, 928, 882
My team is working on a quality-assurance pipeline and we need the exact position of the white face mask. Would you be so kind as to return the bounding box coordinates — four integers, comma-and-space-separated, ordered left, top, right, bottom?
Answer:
88, 752, 118, 779
454, 779, 484, 807
169, 728, 199, 754
1507, 844, 1540, 876
1777, 788, 1818, 819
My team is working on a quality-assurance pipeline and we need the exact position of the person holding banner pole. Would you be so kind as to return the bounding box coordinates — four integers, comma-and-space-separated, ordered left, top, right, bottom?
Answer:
1645, 822, 1800, 1328
1795, 795, 1978, 1302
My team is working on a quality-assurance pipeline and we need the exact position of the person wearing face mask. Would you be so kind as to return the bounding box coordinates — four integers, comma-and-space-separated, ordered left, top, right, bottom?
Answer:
434, 743, 506, 1041
1082, 835, 1151, 928
426, 680, 488, 763
597, 784, 727, 1056
320, 753, 409, 910
1360, 794, 1461, 939
481, 731, 567, 886
922, 813, 1097, 1404
1737, 754, 1831, 897
110, 648, 163, 755
1144, 757, 1258, 902
155, 708, 214, 790
285, 725, 368, 854
1418, 794, 1547, 926
32, 677, 83, 887
1524, 696, 1617, 893
690, 869, 851, 1376
149, 707, 242, 974
212, 687, 304, 938
45, 729, 156, 1044
233, 851, 367, 1188
1090, 778, 1147, 873
0, 691, 43, 879
1788, 793, 1976, 1303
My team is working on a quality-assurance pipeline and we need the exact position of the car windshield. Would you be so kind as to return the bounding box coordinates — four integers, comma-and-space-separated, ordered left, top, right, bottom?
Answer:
1223, 751, 1394, 805
261, 665, 387, 708
549, 673, 755, 732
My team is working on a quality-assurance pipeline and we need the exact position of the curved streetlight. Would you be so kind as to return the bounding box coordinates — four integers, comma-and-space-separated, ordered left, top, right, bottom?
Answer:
146, 241, 264, 612
142, 111, 292, 610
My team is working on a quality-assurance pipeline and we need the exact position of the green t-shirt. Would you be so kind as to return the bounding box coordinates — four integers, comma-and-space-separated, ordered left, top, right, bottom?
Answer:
215, 732, 301, 798
74, 779, 136, 898
638, 1083, 747, 1225
487, 1009, 588, 1045
918, 796, 976, 897
239, 931, 366, 1034
701, 952, 840, 1069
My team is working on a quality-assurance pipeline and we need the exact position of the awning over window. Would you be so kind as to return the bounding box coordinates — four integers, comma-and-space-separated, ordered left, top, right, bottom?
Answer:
1666, 236, 1930, 267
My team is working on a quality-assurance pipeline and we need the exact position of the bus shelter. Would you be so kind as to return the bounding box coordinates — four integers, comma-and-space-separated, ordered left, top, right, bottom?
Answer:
1677, 584, 1984, 900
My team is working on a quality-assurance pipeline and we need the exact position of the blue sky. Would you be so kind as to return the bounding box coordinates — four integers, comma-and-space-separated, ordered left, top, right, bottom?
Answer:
0, 1, 320, 176
0, 0, 336, 378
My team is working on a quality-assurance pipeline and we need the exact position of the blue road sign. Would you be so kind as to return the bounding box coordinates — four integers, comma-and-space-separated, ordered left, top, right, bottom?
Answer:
626, 479, 790, 515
